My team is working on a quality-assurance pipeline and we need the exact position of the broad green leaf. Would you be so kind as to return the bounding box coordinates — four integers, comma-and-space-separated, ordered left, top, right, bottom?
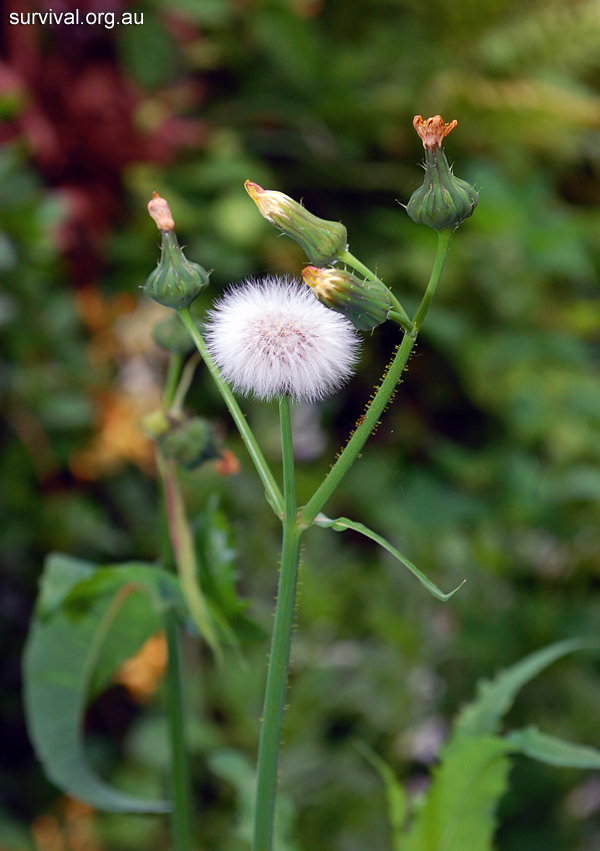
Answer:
355, 742, 408, 851
63, 563, 184, 698
24, 554, 174, 813
453, 638, 597, 740
36, 553, 96, 619
314, 515, 465, 601
506, 726, 600, 769
403, 737, 512, 851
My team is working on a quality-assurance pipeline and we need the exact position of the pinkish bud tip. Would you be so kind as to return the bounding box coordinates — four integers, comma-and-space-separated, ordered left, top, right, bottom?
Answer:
244, 180, 264, 198
148, 191, 175, 232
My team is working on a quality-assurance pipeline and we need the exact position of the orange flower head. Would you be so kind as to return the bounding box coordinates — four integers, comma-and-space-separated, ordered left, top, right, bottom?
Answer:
413, 115, 458, 150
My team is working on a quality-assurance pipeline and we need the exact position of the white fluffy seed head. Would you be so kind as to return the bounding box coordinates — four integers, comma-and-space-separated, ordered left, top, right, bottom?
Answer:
204, 275, 360, 402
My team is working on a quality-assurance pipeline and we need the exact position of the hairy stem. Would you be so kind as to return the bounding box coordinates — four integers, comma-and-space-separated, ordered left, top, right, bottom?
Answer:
253, 396, 302, 851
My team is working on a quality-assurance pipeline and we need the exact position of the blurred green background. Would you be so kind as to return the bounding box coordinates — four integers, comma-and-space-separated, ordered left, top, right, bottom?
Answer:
2, 0, 600, 849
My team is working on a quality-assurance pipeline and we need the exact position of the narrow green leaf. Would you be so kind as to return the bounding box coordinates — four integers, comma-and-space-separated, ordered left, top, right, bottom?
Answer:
506, 727, 600, 769
355, 742, 408, 851
313, 515, 464, 601
24, 556, 173, 813
403, 737, 512, 851
453, 638, 597, 740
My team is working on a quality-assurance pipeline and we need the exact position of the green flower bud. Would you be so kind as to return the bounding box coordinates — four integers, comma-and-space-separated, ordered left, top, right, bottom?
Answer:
152, 317, 196, 354
245, 180, 347, 266
158, 417, 219, 471
144, 193, 209, 309
302, 265, 391, 331
406, 115, 478, 231
144, 229, 210, 309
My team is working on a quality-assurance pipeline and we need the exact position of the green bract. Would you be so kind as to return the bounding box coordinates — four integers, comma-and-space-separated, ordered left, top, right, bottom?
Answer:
302, 265, 391, 331
407, 143, 478, 231
144, 230, 209, 309
245, 180, 348, 266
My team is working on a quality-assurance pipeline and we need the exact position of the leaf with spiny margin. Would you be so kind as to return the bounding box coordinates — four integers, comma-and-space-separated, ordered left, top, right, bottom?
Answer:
313, 515, 465, 601
506, 727, 600, 769
24, 553, 180, 813
402, 737, 513, 851
453, 638, 597, 740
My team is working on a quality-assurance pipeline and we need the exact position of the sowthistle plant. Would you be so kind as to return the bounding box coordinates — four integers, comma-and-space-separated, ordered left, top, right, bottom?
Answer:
23, 116, 600, 851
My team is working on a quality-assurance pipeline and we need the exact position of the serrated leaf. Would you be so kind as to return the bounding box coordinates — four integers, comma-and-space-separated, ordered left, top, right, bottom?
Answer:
24, 555, 174, 813
196, 495, 243, 616
506, 727, 600, 769
314, 515, 465, 601
453, 638, 597, 740
403, 737, 513, 851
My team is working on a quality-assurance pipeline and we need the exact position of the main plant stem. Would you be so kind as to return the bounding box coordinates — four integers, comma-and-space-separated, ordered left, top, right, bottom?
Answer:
253, 396, 302, 851
164, 608, 195, 851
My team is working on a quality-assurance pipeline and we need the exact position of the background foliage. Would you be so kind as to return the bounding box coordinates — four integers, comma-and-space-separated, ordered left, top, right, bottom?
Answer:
2, 0, 600, 849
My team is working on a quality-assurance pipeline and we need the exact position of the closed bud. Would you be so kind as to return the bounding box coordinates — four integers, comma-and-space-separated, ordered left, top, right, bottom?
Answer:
302, 265, 391, 331
141, 409, 171, 440
158, 417, 219, 471
406, 115, 478, 231
245, 180, 347, 266
144, 193, 210, 309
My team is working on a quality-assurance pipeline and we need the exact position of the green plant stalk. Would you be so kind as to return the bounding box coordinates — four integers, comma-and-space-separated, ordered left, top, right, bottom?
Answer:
412, 228, 453, 332
177, 307, 284, 517
157, 451, 222, 663
163, 352, 184, 411
170, 353, 201, 416
163, 606, 196, 851
340, 248, 413, 331
253, 396, 302, 851
301, 228, 453, 525
156, 413, 194, 851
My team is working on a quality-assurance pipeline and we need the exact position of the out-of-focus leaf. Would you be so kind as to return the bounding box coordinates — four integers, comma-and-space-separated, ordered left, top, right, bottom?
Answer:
196, 495, 244, 615
356, 742, 408, 851
453, 638, 597, 740
208, 749, 299, 851
506, 727, 600, 769
24, 554, 176, 813
402, 736, 512, 851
